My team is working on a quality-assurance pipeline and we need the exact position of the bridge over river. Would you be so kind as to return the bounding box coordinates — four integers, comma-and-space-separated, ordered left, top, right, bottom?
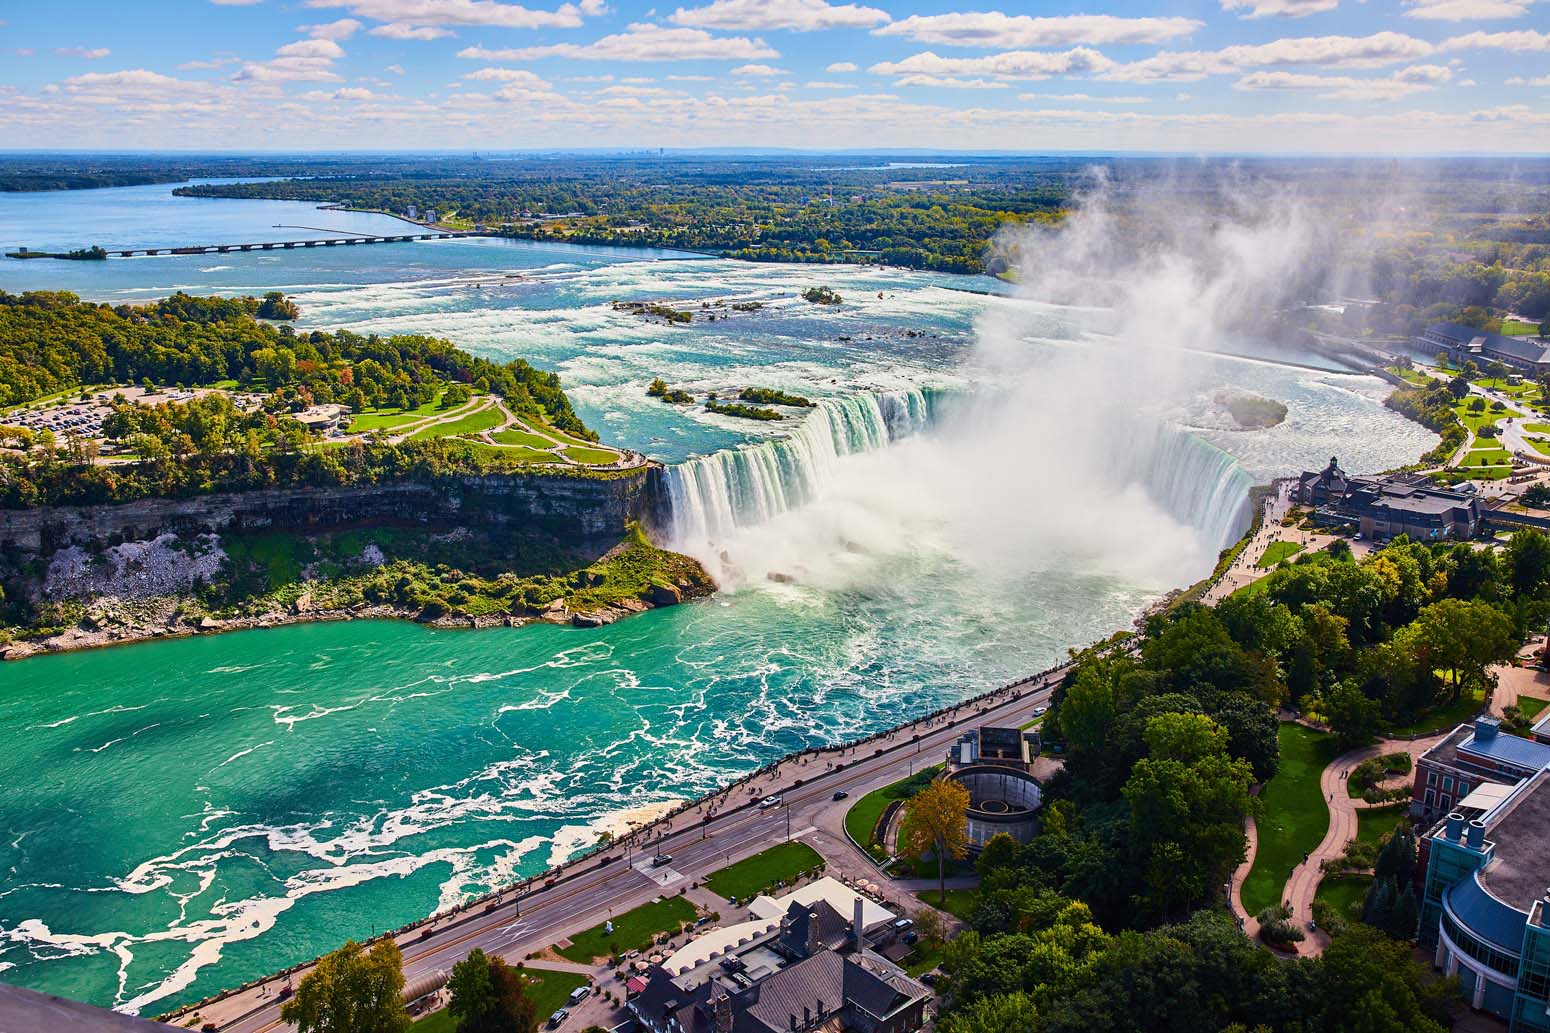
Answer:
6, 231, 488, 260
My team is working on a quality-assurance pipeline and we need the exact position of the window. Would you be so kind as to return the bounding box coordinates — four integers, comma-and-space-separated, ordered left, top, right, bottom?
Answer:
1444, 776, 1454, 791
1425, 789, 1436, 807
1428, 771, 1438, 787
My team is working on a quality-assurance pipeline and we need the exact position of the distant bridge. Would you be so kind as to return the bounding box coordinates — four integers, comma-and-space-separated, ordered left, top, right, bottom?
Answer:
112, 231, 484, 257
5, 231, 488, 260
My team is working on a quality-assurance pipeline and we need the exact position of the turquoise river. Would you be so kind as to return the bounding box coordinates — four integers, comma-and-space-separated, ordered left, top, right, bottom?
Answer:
0, 181, 1436, 1014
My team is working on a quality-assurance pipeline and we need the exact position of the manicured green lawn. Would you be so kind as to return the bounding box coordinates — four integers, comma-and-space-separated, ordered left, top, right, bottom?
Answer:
915, 887, 977, 920
1387, 687, 1485, 736
844, 767, 941, 850
1256, 540, 1304, 568
1522, 423, 1550, 435
1315, 873, 1371, 921
1502, 319, 1540, 336
492, 428, 560, 448
554, 896, 697, 963
1241, 723, 1339, 915
705, 842, 824, 901
1386, 366, 1429, 386
348, 391, 449, 432
564, 445, 623, 466
1527, 437, 1550, 457
409, 405, 504, 441
523, 968, 592, 1019
1464, 447, 1513, 467
1519, 696, 1550, 720
1355, 803, 1409, 848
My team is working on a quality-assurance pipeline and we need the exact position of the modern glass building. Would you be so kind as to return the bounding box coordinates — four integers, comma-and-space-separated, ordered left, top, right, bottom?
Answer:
1419, 762, 1550, 1032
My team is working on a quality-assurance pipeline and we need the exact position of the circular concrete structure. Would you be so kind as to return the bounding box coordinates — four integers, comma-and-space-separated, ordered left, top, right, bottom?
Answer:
948, 764, 1042, 851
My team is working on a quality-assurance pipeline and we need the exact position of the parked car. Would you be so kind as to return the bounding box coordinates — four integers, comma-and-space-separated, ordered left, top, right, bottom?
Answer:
891, 918, 914, 932
651, 853, 673, 867
568, 986, 592, 1005
759, 794, 783, 809
549, 1008, 570, 1028
832, 790, 849, 800
902, 931, 919, 945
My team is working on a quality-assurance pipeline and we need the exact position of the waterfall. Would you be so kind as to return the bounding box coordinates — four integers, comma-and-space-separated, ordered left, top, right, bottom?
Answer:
663, 389, 934, 547
660, 387, 1253, 562
1113, 423, 1255, 552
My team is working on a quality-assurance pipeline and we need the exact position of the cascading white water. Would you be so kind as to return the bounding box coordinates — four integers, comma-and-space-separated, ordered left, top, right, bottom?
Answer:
663, 389, 934, 547
662, 387, 1253, 565
1112, 423, 1256, 553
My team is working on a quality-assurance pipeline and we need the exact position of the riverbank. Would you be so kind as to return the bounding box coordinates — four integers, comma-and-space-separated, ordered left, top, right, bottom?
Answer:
1, 523, 715, 661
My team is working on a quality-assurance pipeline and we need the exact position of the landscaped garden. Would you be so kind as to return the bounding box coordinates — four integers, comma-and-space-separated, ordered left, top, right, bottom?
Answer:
844, 766, 940, 856
704, 841, 823, 901
411, 967, 589, 1030
1240, 723, 1339, 915
553, 895, 697, 963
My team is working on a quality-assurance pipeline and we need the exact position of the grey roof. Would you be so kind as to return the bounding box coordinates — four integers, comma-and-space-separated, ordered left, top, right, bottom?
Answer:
742, 950, 847, 1033
977, 727, 1024, 756
779, 901, 851, 958
841, 953, 928, 1020
1424, 322, 1550, 366
1479, 769, 1550, 914
0, 984, 176, 1033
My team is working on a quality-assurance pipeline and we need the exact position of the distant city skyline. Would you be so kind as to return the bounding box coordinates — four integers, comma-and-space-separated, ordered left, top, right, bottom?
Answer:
0, 0, 1547, 153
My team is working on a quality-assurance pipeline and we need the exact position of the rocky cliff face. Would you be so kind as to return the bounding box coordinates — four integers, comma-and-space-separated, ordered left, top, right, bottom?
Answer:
0, 469, 653, 576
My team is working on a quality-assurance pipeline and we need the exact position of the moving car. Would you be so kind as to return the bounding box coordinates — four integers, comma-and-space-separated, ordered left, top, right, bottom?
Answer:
651, 853, 673, 867
759, 794, 783, 809
832, 790, 849, 800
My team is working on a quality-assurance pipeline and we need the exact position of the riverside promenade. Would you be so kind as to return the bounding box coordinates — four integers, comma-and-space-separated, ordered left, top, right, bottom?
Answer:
170, 653, 1085, 1033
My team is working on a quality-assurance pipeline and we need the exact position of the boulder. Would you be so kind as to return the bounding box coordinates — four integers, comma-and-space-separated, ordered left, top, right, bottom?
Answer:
198, 616, 222, 630
648, 583, 682, 607
571, 612, 608, 629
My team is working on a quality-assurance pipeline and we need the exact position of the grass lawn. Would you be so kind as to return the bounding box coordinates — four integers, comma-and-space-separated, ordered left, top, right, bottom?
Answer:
522, 968, 592, 1019
1387, 366, 1429, 386
1453, 403, 1507, 435
564, 445, 622, 466
492, 428, 560, 448
1523, 423, 1550, 435
1387, 687, 1485, 736
348, 391, 449, 432
1502, 319, 1541, 336
1518, 696, 1550, 720
1240, 723, 1339, 916
554, 896, 697, 963
1464, 447, 1513, 467
704, 842, 823, 901
915, 887, 977, 921
844, 766, 941, 850
474, 443, 563, 464
1257, 540, 1305, 568
1527, 438, 1550, 457
1355, 803, 1409, 848
1315, 873, 1371, 921
409, 405, 504, 441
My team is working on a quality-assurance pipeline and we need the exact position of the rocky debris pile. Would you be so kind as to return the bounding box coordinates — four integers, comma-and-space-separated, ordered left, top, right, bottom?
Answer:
44, 533, 226, 601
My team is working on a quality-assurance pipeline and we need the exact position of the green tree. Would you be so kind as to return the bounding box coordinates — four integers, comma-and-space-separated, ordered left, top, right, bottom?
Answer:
1407, 597, 1516, 702
901, 776, 971, 906
1324, 681, 1382, 750
936, 992, 1038, 1033
280, 939, 410, 1033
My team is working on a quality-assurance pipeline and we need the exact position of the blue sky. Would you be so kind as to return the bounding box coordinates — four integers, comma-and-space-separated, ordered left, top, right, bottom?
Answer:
0, 0, 1547, 152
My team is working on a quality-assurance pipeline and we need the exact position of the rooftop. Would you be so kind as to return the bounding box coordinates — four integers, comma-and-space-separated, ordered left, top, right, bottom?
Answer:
0, 983, 175, 1033
1478, 769, 1550, 914
1459, 717, 1550, 775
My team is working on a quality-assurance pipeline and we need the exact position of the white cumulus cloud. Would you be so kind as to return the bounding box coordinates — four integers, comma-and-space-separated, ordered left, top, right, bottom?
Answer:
1221, 0, 1339, 19
458, 24, 779, 61
670, 0, 888, 32
1405, 0, 1535, 19
875, 11, 1202, 48
304, 0, 589, 29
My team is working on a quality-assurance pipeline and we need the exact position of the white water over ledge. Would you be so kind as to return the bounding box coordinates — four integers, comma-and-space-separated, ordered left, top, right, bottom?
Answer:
660, 388, 1254, 589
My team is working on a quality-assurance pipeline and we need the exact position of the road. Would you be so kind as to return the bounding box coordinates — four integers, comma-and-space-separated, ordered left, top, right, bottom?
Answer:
178, 666, 1067, 1033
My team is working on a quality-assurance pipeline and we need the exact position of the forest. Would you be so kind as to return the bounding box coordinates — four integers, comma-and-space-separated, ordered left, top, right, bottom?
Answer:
0, 291, 596, 507
925, 527, 1550, 1033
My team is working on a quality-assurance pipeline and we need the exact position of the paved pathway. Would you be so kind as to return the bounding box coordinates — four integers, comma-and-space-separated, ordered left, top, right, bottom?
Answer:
1273, 732, 1448, 957
1206, 482, 1339, 604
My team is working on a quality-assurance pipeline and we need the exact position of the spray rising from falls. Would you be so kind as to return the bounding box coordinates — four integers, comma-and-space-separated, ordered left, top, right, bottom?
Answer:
663, 389, 935, 547
660, 383, 1252, 594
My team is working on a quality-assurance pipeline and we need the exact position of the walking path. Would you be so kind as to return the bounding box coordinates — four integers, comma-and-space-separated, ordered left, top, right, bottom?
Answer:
1233, 730, 1450, 957
1206, 481, 1339, 604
